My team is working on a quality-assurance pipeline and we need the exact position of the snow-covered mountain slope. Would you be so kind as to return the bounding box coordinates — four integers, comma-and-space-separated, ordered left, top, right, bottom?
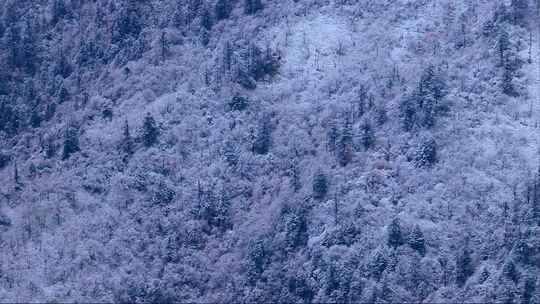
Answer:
0, 0, 539, 302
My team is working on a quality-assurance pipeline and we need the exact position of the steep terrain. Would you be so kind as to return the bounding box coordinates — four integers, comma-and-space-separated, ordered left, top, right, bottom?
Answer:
0, 0, 539, 303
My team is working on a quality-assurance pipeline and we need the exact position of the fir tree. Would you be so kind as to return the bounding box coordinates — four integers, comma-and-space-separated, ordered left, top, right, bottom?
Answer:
141, 113, 159, 147
521, 276, 537, 304
62, 124, 80, 160
359, 119, 375, 151
502, 259, 519, 284
312, 169, 328, 200
289, 157, 302, 192
244, 0, 263, 15
415, 136, 438, 168
387, 218, 404, 249
121, 119, 134, 156
511, 0, 529, 26
158, 31, 170, 62
246, 238, 265, 285
456, 242, 474, 287
326, 116, 339, 153
252, 114, 271, 155
337, 116, 353, 166
215, 0, 233, 21
408, 224, 426, 256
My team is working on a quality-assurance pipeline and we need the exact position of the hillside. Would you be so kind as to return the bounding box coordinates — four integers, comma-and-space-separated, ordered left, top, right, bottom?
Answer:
0, 0, 539, 302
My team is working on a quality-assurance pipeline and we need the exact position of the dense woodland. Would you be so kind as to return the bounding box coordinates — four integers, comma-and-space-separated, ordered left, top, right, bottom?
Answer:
0, 0, 539, 302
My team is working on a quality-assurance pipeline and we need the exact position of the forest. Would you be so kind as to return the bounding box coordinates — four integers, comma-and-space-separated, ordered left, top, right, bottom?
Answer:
0, 0, 539, 302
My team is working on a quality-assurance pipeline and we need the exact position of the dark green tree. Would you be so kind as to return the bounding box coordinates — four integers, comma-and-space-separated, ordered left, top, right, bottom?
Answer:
359, 119, 375, 151
158, 31, 170, 62
284, 207, 308, 251
312, 169, 328, 200
415, 136, 438, 168
337, 116, 353, 166
408, 224, 426, 256
511, 0, 529, 26
246, 238, 265, 285
244, 0, 263, 15
387, 218, 404, 249
252, 114, 271, 155
289, 157, 302, 192
215, 0, 233, 21
141, 113, 159, 147
62, 124, 80, 160
502, 259, 519, 284
521, 276, 537, 304
456, 242, 474, 287
121, 119, 134, 156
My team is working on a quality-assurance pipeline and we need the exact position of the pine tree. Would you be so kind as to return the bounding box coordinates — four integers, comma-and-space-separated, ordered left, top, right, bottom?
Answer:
215, 0, 232, 21
223, 140, 239, 167
312, 169, 328, 200
284, 208, 308, 251
51, 0, 67, 25
141, 113, 159, 147
359, 119, 375, 151
337, 116, 353, 166
532, 169, 540, 225
502, 63, 517, 96
521, 276, 537, 304
158, 31, 169, 62
326, 116, 339, 153
511, 0, 529, 26
117, 0, 143, 40
244, 0, 263, 15
121, 119, 134, 156
21, 21, 37, 75
289, 157, 302, 192
13, 161, 21, 191
44, 136, 57, 159
387, 218, 404, 249
62, 124, 80, 160
252, 114, 271, 155
456, 242, 474, 287
418, 65, 446, 128
502, 259, 519, 284
400, 94, 417, 132
30, 107, 41, 128
213, 187, 232, 231
498, 30, 510, 67
246, 239, 265, 285
201, 7, 213, 31
415, 136, 438, 168
408, 224, 426, 256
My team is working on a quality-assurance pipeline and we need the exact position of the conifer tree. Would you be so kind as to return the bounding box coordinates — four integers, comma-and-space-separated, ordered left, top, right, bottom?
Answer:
326, 117, 339, 153
415, 136, 438, 168
121, 119, 134, 156
312, 169, 328, 200
502, 259, 519, 284
62, 124, 80, 160
289, 157, 302, 192
215, 0, 232, 21
387, 218, 404, 249
409, 224, 426, 256
141, 113, 159, 147
511, 0, 529, 26
359, 119, 375, 151
158, 31, 170, 62
337, 116, 353, 166
246, 238, 265, 285
245, 0, 263, 15
456, 242, 474, 287
14, 161, 21, 191
252, 114, 271, 155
